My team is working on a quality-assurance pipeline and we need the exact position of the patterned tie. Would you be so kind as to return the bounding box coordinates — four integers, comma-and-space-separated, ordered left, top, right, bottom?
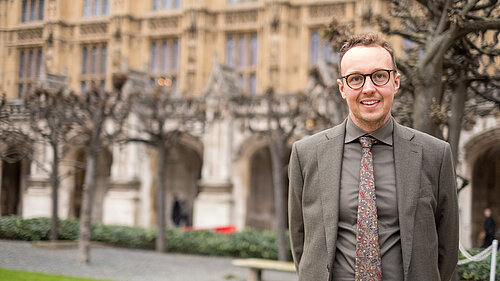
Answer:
355, 136, 382, 281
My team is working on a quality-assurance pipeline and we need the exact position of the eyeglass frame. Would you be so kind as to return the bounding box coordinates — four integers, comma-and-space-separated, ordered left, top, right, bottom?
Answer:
340, 69, 397, 90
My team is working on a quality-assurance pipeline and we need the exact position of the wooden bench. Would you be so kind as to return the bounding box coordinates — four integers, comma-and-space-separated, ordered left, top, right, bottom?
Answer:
232, 258, 296, 281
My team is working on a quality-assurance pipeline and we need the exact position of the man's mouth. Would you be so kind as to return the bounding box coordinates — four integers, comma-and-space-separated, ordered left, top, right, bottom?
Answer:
360, 100, 379, 105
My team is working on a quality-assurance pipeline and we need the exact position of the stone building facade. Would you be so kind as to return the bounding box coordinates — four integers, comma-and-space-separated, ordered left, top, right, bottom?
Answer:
0, 0, 498, 248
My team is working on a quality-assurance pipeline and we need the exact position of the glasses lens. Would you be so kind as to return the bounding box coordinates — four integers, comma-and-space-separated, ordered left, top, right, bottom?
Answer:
372, 70, 390, 85
346, 74, 364, 89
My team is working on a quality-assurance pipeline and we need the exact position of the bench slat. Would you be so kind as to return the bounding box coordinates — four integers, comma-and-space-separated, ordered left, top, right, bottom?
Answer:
232, 258, 296, 272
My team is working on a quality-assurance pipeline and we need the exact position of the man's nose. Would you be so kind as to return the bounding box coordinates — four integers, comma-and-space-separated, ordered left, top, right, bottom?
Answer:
361, 76, 376, 93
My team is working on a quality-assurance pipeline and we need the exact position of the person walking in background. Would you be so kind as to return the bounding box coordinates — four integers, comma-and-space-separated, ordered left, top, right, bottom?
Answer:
288, 33, 459, 281
481, 208, 496, 248
172, 196, 182, 227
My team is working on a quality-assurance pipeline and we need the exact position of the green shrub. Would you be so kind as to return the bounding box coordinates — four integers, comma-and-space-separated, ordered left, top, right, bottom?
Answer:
0, 216, 51, 241
0, 216, 286, 259
457, 248, 500, 281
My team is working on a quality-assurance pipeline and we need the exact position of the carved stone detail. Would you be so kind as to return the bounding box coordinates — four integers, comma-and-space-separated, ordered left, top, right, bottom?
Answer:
17, 28, 43, 41
80, 23, 108, 35
48, 0, 57, 19
114, 0, 125, 10
225, 11, 258, 25
309, 4, 346, 19
148, 17, 180, 30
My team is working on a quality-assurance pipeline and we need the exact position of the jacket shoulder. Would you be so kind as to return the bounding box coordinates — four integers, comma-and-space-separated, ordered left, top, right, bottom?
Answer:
293, 122, 344, 150
396, 123, 449, 149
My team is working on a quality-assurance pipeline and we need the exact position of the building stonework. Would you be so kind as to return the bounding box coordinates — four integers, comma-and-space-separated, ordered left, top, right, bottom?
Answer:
0, 0, 499, 248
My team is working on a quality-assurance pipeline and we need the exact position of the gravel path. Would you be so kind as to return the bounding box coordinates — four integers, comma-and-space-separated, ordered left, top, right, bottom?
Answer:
0, 240, 298, 281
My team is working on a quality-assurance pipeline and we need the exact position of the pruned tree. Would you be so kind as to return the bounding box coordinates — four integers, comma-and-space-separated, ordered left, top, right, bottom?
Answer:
75, 73, 130, 264
307, 61, 349, 128
127, 87, 205, 252
0, 95, 34, 217
0, 94, 32, 161
374, 0, 499, 136
231, 88, 309, 261
325, 0, 500, 161
24, 88, 80, 241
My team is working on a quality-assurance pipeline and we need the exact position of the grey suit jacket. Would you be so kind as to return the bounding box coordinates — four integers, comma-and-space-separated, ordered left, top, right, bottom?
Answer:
288, 119, 458, 281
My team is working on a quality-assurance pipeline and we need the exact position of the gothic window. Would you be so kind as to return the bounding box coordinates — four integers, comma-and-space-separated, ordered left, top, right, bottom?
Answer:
81, 43, 107, 93
150, 38, 180, 96
152, 0, 181, 10
309, 30, 336, 66
83, 0, 109, 17
226, 33, 258, 95
21, 0, 44, 22
17, 47, 43, 99
226, 36, 235, 67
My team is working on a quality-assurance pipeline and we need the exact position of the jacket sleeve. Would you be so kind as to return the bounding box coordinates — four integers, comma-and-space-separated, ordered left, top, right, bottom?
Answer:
437, 143, 459, 281
288, 142, 305, 270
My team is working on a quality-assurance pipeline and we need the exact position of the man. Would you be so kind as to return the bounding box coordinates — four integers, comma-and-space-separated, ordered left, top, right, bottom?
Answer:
481, 208, 496, 248
288, 34, 458, 281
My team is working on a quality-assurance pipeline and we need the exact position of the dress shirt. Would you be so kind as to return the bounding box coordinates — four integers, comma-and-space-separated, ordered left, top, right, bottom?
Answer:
332, 116, 404, 280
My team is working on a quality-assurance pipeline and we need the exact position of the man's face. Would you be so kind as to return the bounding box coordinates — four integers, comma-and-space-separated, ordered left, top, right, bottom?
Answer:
485, 209, 491, 217
337, 46, 400, 132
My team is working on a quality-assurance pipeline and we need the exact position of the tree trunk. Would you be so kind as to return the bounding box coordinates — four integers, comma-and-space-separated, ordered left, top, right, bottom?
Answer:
268, 136, 288, 261
77, 147, 98, 264
448, 75, 467, 166
155, 145, 167, 252
413, 61, 444, 138
50, 142, 59, 241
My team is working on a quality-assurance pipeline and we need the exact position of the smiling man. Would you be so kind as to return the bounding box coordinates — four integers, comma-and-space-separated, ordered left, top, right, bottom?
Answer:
288, 34, 459, 281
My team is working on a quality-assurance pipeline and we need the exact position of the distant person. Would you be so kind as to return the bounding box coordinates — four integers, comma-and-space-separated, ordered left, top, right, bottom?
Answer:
172, 197, 181, 227
482, 208, 496, 248
179, 200, 190, 227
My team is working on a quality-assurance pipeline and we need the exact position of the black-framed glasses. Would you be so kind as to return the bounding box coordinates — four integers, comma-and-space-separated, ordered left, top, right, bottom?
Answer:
341, 69, 396, 90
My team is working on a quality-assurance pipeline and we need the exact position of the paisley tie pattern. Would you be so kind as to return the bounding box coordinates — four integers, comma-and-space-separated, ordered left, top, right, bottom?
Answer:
355, 136, 382, 281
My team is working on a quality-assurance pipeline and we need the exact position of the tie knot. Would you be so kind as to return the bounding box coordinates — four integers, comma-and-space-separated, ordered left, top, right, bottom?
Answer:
359, 136, 377, 149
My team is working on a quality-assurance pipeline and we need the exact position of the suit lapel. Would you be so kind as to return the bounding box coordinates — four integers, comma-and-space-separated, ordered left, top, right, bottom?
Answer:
393, 123, 422, 277
317, 120, 346, 262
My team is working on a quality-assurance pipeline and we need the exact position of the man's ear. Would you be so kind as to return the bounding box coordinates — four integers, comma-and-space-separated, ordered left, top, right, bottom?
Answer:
394, 72, 401, 94
337, 79, 347, 99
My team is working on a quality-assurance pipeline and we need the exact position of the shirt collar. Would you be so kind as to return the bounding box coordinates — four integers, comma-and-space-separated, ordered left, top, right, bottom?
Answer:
344, 116, 394, 146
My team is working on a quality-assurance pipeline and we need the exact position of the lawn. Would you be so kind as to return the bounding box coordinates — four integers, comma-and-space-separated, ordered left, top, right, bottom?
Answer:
0, 268, 112, 281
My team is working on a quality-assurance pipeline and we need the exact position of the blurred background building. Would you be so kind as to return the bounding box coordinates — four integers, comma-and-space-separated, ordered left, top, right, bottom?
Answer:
0, 0, 498, 248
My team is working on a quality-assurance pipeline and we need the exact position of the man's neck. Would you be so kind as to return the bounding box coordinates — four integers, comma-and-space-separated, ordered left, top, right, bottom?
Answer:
349, 114, 391, 133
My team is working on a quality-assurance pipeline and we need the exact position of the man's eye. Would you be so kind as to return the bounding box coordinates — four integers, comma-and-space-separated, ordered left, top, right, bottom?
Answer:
350, 75, 362, 82
373, 72, 388, 81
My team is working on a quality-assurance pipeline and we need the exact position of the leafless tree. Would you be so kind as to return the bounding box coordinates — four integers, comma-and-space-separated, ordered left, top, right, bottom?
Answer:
307, 61, 349, 128
231, 88, 310, 261
24, 88, 81, 241
374, 0, 499, 136
74, 73, 130, 264
126, 87, 205, 252
326, 0, 499, 161
0, 95, 32, 160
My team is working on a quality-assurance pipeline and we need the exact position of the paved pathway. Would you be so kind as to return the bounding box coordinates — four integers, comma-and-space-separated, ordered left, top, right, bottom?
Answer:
0, 240, 298, 281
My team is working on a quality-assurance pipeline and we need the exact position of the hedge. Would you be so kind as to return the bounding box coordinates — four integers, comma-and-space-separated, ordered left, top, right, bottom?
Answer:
457, 247, 500, 281
0, 216, 282, 260
3, 216, 497, 280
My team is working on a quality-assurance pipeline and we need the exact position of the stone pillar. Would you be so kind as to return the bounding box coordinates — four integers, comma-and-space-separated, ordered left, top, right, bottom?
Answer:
22, 178, 51, 218
22, 143, 52, 218
193, 119, 234, 228
102, 180, 140, 226
103, 134, 142, 226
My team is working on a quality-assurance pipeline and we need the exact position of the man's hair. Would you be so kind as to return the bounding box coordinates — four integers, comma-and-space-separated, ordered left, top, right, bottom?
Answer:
338, 33, 397, 74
